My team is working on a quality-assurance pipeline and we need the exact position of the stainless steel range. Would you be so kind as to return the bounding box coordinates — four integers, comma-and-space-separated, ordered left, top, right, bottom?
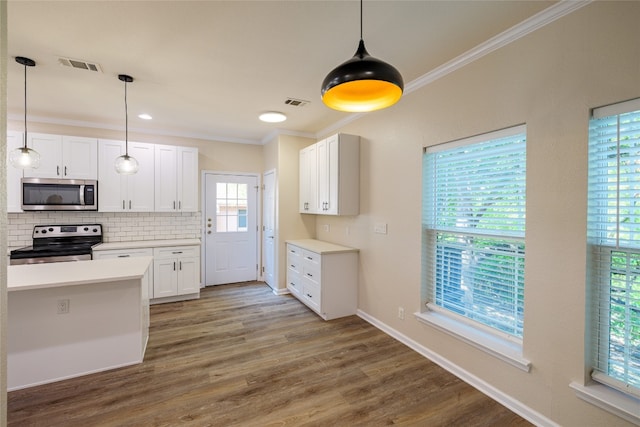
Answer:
9, 224, 103, 265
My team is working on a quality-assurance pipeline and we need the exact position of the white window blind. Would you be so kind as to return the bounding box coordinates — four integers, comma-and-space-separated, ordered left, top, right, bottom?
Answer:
422, 125, 526, 338
588, 99, 640, 398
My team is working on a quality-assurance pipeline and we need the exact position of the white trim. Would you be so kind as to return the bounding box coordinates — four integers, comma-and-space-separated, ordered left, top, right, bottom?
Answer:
415, 309, 530, 372
357, 309, 557, 427
570, 382, 640, 425
425, 124, 526, 154
592, 97, 640, 119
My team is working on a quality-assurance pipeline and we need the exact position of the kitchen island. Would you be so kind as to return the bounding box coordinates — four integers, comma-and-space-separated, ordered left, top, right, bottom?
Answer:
7, 256, 152, 390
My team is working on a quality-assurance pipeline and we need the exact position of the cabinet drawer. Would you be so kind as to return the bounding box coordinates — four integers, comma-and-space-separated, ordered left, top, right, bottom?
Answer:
287, 271, 303, 296
301, 250, 321, 267
93, 248, 153, 259
301, 262, 321, 286
287, 249, 302, 273
287, 244, 303, 258
302, 282, 321, 312
154, 246, 198, 259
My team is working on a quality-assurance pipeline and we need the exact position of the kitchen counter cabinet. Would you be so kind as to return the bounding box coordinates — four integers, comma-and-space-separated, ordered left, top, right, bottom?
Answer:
286, 239, 358, 320
7, 257, 151, 390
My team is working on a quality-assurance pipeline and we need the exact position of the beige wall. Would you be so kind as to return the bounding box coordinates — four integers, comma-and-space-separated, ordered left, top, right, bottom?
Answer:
311, 2, 639, 426
264, 133, 315, 292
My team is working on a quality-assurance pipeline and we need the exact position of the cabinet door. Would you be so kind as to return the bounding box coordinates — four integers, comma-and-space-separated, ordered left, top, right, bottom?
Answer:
325, 134, 340, 215
177, 256, 199, 295
98, 139, 126, 211
154, 145, 177, 212
317, 138, 331, 213
299, 145, 317, 213
62, 136, 97, 179
127, 142, 155, 211
23, 133, 63, 178
178, 147, 198, 212
153, 258, 178, 298
6, 131, 24, 212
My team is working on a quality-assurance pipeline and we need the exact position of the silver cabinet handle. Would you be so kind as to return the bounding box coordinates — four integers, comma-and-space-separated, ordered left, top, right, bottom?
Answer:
172, 251, 183, 254
123, 200, 125, 210
129, 200, 132, 209
117, 255, 130, 258
56, 165, 60, 176
173, 262, 176, 271
64, 166, 67, 176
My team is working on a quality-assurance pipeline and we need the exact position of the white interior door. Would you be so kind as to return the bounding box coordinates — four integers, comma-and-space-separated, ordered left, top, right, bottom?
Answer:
262, 170, 276, 290
204, 173, 258, 285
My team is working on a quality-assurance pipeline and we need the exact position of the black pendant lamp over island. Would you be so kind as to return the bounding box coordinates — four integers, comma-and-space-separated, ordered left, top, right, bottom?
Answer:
114, 74, 139, 175
321, 0, 403, 112
9, 56, 41, 169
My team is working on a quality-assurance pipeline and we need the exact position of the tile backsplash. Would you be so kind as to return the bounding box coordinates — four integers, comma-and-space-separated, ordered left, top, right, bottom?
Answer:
7, 211, 202, 250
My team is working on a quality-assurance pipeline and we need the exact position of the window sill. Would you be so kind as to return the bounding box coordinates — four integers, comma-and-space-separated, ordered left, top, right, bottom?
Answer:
570, 381, 640, 425
414, 310, 531, 372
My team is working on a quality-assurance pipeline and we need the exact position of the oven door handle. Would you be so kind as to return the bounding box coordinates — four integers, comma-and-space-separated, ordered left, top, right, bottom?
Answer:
79, 185, 86, 206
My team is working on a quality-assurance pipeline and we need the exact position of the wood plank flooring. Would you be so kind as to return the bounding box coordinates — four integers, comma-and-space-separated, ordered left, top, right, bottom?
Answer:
8, 282, 532, 426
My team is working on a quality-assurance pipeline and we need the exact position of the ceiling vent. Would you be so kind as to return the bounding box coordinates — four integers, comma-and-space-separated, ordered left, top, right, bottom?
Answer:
284, 97, 309, 107
58, 57, 103, 72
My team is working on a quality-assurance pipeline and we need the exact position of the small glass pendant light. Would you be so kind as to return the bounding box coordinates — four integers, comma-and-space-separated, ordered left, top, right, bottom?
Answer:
10, 56, 41, 169
114, 74, 139, 175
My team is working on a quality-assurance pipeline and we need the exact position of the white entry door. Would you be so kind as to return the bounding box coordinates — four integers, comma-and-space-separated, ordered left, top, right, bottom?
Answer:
262, 170, 276, 290
204, 173, 258, 285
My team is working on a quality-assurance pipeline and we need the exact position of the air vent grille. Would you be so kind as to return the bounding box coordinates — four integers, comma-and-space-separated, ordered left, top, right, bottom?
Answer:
284, 98, 309, 107
58, 57, 103, 72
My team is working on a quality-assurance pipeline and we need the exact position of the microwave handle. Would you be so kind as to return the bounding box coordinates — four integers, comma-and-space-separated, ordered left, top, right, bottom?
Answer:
79, 185, 85, 205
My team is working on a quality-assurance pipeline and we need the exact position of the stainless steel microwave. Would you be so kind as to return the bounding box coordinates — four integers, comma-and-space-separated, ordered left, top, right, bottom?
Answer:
21, 178, 98, 211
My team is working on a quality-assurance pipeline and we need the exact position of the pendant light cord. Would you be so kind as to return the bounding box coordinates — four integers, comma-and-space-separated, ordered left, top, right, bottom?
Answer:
124, 78, 129, 156
360, 0, 363, 41
23, 61, 28, 149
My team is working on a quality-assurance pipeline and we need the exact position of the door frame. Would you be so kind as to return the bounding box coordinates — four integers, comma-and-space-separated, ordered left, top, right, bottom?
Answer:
262, 169, 278, 291
201, 170, 261, 287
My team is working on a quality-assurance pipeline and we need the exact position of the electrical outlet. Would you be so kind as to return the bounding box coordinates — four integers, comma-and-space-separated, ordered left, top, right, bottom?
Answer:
57, 299, 70, 314
323, 224, 330, 232
374, 223, 388, 234
398, 307, 405, 320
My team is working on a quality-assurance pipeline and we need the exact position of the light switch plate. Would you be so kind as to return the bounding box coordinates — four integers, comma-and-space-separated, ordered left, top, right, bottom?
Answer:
374, 223, 387, 234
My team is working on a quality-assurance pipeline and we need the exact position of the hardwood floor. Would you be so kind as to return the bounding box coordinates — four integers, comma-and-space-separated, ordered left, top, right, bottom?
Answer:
8, 282, 532, 426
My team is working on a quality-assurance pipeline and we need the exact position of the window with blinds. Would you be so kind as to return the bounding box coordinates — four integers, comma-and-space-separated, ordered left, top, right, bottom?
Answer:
588, 98, 640, 398
422, 125, 527, 338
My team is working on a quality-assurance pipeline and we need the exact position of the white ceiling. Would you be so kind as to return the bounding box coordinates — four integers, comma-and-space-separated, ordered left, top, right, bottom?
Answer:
6, 0, 557, 145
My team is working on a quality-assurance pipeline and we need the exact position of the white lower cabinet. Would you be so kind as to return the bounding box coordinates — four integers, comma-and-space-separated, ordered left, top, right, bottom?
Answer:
286, 240, 358, 320
153, 246, 200, 298
93, 240, 200, 303
92, 248, 154, 298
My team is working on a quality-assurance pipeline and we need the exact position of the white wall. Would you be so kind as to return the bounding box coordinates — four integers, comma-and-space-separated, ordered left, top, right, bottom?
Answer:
311, 2, 640, 426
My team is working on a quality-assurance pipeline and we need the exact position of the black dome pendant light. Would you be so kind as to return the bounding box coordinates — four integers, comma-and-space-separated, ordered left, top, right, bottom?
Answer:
9, 56, 41, 169
321, 0, 403, 112
114, 74, 139, 175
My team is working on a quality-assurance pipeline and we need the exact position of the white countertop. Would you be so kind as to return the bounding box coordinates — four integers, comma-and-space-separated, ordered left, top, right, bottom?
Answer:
93, 239, 200, 251
286, 239, 359, 254
8, 257, 153, 292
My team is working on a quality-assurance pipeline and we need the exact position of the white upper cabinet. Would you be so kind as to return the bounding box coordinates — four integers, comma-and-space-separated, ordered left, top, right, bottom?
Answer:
154, 145, 198, 212
300, 133, 360, 216
6, 131, 24, 212
98, 139, 155, 212
24, 133, 97, 179
299, 144, 318, 213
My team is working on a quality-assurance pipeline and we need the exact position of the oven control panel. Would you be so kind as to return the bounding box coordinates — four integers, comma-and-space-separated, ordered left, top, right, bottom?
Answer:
33, 224, 103, 239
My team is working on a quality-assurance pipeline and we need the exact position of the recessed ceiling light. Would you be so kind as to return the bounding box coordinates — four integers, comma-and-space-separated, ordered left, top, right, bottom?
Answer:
259, 111, 287, 123
138, 113, 152, 120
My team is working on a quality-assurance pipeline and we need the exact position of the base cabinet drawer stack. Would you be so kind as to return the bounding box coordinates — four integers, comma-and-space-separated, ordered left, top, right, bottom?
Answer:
286, 239, 358, 320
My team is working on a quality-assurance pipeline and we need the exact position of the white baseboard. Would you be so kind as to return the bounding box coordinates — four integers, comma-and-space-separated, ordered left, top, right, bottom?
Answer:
357, 309, 558, 427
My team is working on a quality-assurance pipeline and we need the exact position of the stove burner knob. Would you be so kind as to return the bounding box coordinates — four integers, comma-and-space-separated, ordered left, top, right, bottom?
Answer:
48, 228, 54, 232
41, 230, 46, 234
93, 228, 98, 233
84, 227, 89, 231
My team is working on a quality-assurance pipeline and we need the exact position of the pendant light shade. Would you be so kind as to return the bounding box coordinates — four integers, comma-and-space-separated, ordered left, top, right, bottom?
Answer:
114, 74, 139, 175
10, 56, 41, 169
321, 0, 403, 112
